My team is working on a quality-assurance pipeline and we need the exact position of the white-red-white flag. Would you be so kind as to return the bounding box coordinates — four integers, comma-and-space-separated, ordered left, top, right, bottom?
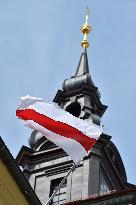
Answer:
16, 95, 103, 164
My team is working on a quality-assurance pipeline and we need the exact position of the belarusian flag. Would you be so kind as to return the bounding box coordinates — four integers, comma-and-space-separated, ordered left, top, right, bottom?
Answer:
16, 95, 103, 164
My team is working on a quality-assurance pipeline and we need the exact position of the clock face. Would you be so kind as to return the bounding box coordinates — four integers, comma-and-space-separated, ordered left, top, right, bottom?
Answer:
99, 172, 110, 194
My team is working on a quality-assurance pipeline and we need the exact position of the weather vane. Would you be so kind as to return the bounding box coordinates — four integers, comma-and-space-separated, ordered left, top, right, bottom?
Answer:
81, 7, 91, 49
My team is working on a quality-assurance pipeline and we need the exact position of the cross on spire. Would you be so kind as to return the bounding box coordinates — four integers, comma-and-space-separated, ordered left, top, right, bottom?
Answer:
81, 7, 92, 49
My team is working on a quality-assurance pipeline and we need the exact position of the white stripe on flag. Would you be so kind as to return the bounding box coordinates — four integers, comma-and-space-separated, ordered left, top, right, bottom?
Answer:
25, 120, 88, 164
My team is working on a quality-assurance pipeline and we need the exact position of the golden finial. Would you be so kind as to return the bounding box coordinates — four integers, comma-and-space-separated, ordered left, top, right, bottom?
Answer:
81, 7, 92, 49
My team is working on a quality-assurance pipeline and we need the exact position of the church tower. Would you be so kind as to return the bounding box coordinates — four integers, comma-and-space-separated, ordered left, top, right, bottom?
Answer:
16, 10, 129, 205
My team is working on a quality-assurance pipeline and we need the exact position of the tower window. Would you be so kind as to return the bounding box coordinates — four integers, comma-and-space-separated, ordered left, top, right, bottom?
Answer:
66, 102, 81, 117
50, 178, 67, 205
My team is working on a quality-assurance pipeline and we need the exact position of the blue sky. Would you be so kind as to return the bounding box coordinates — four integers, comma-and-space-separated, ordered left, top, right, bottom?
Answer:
0, 0, 136, 184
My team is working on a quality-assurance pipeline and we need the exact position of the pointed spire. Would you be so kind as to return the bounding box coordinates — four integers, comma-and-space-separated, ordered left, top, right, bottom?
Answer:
75, 48, 89, 76
63, 49, 94, 91
62, 8, 94, 91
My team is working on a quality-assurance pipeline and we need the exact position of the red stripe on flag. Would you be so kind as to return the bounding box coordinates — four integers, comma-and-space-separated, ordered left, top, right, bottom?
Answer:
16, 109, 97, 152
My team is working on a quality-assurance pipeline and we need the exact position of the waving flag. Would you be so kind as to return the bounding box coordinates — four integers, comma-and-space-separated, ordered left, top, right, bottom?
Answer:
16, 95, 103, 164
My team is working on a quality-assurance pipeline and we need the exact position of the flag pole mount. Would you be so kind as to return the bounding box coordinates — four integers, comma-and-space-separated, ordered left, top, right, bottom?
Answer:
45, 163, 77, 205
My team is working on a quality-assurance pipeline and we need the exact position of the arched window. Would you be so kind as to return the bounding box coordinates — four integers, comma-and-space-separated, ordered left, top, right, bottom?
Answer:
66, 102, 81, 117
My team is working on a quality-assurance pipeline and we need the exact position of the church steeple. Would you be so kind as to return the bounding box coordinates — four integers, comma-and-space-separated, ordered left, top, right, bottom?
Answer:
55, 9, 107, 124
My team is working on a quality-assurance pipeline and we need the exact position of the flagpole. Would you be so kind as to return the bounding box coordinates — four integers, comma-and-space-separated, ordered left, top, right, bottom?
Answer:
45, 163, 77, 205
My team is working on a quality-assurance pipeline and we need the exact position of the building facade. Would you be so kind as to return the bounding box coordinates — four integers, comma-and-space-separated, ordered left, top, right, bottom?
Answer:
0, 137, 41, 205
